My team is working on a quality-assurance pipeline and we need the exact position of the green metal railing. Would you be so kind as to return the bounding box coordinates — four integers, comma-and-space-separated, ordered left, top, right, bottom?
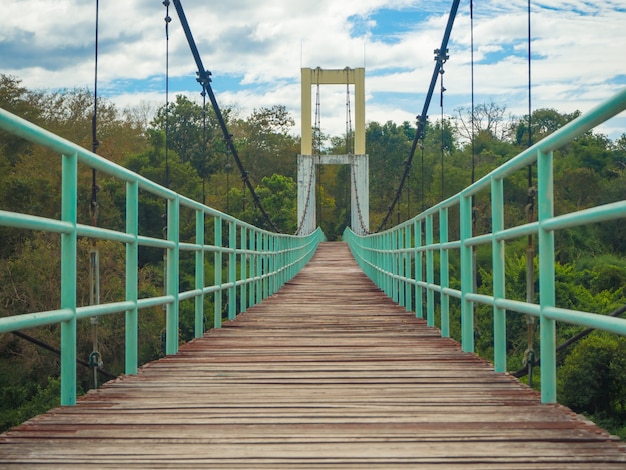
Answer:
345, 87, 626, 404
0, 108, 324, 405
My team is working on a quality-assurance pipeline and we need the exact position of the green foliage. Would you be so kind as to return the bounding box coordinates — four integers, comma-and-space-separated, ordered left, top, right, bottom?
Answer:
2, 76, 626, 437
0, 376, 63, 433
151, 95, 229, 178
228, 174, 298, 233
558, 332, 626, 416
235, 105, 299, 181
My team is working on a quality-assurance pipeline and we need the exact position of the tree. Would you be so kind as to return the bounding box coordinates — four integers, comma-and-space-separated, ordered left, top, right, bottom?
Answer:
366, 121, 414, 214
558, 332, 626, 416
228, 174, 298, 233
455, 101, 510, 142
513, 108, 580, 146
235, 105, 299, 181
151, 95, 228, 179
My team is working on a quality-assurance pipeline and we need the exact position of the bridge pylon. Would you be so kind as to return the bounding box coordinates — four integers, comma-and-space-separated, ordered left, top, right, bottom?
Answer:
297, 67, 369, 235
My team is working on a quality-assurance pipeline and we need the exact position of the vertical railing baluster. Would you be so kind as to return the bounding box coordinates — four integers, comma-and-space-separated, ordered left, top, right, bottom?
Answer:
394, 229, 401, 304
256, 231, 262, 304
194, 209, 205, 338
405, 224, 412, 313
165, 195, 180, 355
249, 229, 256, 307
125, 181, 139, 372
440, 207, 449, 337
425, 214, 434, 327
491, 178, 506, 372
60, 152, 77, 406
538, 149, 557, 403
240, 226, 248, 313
460, 194, 474, 353
228, 220, 237, 320
214, 216, 222, 329
415, 219, 423, 319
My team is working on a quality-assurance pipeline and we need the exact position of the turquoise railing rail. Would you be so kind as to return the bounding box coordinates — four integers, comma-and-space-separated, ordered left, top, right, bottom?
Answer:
0, 108, 324, 405
345, 87, 626, 404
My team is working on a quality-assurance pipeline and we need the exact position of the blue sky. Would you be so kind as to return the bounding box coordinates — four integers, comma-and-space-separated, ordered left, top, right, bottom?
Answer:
2, 0, 625, 141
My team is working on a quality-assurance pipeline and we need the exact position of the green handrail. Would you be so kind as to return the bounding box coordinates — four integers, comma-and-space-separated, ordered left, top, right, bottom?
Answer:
0, 108, 324, 405
345, 86, 626, 404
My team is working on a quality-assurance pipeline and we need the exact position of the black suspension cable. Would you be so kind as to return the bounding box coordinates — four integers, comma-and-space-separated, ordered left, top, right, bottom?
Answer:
201, 88, 207, 204
89, 0, 102, 390
407, 162, 411, 220
440, 66, 446, 202
470, 0, 476, 188
377, 0, 460, 232
91, 0, 100, 201
420, 142, 425, 212
527, 0, 532, 153
514, 303, 626, 379
171, 0, 279, 232
164, 0, 171, 191
11, 331, 117, 381
524, 0, 537, 387
315, 74, 321, 228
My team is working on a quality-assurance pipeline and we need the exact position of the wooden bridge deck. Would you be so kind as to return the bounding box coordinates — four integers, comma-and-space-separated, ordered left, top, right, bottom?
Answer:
1, 242, 626, 468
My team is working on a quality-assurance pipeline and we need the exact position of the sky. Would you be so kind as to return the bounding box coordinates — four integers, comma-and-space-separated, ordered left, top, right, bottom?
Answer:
2, 0, 626, 143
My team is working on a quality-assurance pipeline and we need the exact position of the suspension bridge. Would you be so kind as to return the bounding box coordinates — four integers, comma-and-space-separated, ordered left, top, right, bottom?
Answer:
2, 0, 626, 466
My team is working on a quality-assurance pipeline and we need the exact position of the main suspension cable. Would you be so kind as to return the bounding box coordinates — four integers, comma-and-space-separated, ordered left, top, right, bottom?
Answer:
201, 87, 207, 204
376, 0, 460, 232
171, 0, 279, 232
89, 0, 102, 390
470, 0, 476, 188
439, 62, 447, 202
524, 0, 537, 387
164, 0, 171, 191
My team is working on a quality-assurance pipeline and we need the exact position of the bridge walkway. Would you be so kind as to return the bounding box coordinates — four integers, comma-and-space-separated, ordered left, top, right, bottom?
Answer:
1, 242, 626, 468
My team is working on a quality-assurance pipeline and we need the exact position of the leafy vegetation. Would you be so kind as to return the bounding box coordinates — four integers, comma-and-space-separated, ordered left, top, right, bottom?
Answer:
1, 74, 626, 436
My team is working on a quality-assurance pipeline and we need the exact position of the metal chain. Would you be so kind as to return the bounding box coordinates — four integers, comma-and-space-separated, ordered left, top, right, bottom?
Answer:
345, 69, 368, 234
296, 72, 322, 235
351, 155, 369, 235
295, 155, 316, 235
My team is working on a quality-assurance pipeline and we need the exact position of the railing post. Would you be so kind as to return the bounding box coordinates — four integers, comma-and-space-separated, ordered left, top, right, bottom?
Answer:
394, 229, 401, 304
256, 231, 263, 304
214, 216, 223, 329
460, 194, 474, 353
491, 178, 506, 372
415, 219, 423, 319
60, 152, 77, 406
281, 237, 287, 286
165, 196, 180, 355
228, 220, 237, 320
440, 207, 450, 338
405, 224, 412, 312
263, 233, 270, 299
538, 149, 557, 403
425, 214, 435, 327
125, 181, 139, 373
249, 230, 256, 307
388, 232, 394, 296
194, 209, 205, 338
270, 236, 276, 295
240, 226, 248, 313
379, 233, 385, 294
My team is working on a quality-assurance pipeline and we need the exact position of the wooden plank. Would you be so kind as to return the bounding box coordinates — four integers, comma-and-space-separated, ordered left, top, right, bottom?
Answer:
1, 242, 625, 468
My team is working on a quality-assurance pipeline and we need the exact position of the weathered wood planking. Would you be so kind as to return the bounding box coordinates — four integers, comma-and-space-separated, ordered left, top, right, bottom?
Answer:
1, 242, 625, 468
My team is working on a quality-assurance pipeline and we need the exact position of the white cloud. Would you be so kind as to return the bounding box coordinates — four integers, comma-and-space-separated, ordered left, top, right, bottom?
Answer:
1, 0, 625, 141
